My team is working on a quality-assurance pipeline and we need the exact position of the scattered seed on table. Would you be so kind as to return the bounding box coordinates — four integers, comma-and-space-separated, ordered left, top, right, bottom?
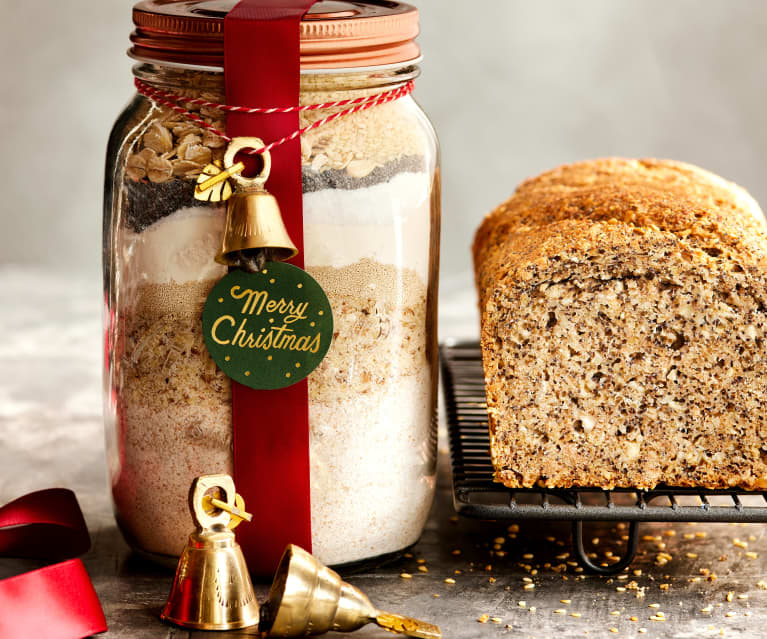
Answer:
477, 614, 489, 624
726, 592, 734, 603
418, 566, 428, 573
400, 573, 412, 579
524, 583, 535, 591
444, 578, 456, 584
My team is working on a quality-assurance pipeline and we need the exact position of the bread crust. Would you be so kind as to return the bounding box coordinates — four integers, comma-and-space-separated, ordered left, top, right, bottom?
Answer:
473, 158, 767, 490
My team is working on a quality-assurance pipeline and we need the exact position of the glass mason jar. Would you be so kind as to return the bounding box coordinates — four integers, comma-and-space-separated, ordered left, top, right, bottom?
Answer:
103, 0, 440, 568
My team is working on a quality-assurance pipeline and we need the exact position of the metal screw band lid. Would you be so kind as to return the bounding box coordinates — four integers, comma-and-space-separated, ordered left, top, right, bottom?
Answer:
130, 0, 420, 70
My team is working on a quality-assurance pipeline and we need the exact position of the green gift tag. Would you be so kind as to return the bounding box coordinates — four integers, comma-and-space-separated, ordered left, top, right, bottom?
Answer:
202, 262, 333, 390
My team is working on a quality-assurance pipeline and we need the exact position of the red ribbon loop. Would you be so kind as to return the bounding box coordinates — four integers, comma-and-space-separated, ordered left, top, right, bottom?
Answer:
0, 489, 107, 639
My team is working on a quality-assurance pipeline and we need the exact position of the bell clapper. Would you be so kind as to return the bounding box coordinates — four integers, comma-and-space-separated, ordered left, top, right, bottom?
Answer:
375, 612, 442, 639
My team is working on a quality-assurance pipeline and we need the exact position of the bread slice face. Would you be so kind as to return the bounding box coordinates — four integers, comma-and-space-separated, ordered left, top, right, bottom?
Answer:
473, 158, 767, 490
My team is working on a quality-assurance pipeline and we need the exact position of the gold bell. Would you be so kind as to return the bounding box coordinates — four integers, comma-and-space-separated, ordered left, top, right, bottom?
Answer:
161, 474, 260, 631
263, 545, 441, 638
195, 137, 298, 267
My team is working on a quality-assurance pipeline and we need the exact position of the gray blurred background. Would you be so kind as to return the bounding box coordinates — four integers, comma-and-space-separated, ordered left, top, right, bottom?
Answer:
1, 0, 766, 334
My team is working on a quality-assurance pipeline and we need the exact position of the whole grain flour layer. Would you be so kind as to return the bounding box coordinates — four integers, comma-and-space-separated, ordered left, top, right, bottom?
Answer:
473, 158, 767, 490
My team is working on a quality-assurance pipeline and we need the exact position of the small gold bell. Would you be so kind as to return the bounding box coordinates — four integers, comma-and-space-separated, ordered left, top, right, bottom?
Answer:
160, 474, 260, 631
195, 137, 298, 267
218, 188, 298, 265
263, 545, 442, 639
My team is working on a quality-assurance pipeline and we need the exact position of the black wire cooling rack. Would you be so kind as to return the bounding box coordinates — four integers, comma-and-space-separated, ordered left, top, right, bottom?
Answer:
441, 340, 767, 574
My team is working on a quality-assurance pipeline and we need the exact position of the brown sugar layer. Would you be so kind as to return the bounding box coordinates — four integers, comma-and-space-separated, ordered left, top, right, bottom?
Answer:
473, 158, 767, 490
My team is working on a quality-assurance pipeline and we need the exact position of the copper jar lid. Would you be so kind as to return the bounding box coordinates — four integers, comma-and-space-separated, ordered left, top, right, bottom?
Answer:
130, 0, 420, 70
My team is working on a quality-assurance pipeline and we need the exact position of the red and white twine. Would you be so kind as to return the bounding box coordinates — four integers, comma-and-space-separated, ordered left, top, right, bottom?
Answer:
134, 77, 415, 156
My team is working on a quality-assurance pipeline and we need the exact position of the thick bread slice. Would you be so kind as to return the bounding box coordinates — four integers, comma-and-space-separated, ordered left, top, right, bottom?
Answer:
473, 158, 767, 490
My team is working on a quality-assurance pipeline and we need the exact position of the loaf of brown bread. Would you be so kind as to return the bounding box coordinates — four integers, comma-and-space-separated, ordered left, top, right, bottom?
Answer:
473, 158, 767, 490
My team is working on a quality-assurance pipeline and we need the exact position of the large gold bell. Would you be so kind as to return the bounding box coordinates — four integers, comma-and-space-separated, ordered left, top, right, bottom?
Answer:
263, 545, 441, 638
161, 474, 260, 631
214, 137, 298, 266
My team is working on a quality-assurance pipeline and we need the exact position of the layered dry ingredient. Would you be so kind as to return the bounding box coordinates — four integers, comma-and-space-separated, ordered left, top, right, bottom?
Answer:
113, 76, 436, 563
473, 158, 767, 491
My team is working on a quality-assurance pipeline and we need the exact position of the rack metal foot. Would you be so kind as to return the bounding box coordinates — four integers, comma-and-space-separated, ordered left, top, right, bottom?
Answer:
571, 520, 640, 575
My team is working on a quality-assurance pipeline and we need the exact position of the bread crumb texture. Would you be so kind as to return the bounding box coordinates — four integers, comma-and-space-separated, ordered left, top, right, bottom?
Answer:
473, 158, 767, 490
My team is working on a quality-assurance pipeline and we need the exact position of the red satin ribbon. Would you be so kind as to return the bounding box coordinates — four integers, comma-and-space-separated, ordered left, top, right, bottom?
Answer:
225, 0, 318, 576
0, 489, 107, 639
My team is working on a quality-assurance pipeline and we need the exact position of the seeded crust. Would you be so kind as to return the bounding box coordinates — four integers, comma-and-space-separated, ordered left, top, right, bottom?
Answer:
473, 158, 767, 490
